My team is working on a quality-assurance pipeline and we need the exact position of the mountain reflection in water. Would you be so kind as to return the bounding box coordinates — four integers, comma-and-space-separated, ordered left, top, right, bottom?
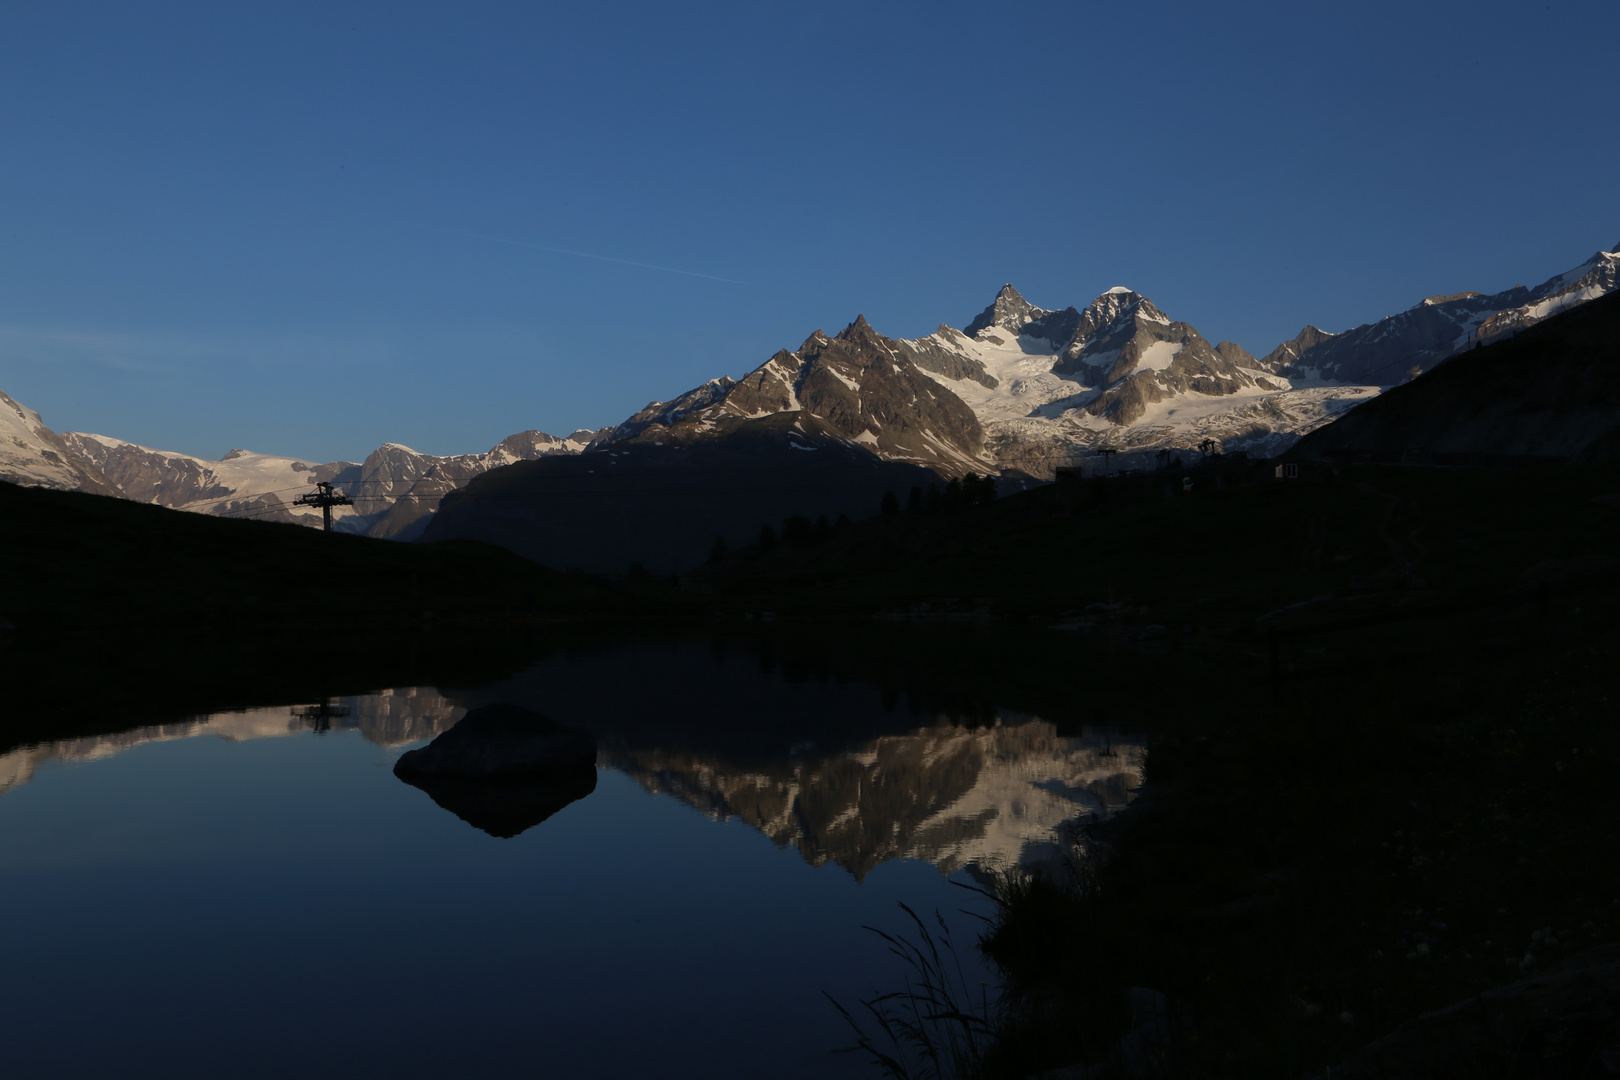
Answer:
0, 630, 1154, 1079
0, 686, 462, 798
3, 687, 1142, 878
610, 716, 1142, 880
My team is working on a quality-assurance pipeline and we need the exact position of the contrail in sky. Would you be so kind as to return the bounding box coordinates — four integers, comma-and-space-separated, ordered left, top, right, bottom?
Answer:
414, 224, 748, 285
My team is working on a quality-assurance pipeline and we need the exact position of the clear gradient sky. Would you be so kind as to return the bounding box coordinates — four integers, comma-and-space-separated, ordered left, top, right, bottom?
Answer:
2, 0, 1615, 463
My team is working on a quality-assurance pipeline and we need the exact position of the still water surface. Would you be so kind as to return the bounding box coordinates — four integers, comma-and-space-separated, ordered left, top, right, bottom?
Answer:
0, 636, 1143, 1078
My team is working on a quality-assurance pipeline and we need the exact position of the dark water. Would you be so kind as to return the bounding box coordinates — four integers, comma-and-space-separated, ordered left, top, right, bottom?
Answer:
0, 633, 1144, 1079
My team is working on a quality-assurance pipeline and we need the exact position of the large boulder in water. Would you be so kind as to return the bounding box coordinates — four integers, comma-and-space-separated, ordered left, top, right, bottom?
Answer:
393, 704, 597, 838
394, 703, 596, 779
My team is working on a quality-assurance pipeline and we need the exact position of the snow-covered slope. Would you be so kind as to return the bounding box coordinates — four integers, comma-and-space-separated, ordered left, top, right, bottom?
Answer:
5, 380, 604, 535
1263, 243, 1620, 387
58, 432, 364, 529
894, 285, 1382, 474
1475, 245, 1620, 344
0, 390, 121, 496
353, 429, 602, 539
51, 427, 602, 536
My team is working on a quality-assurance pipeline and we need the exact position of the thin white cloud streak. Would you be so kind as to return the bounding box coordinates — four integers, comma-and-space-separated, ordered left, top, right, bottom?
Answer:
416, 224, 749, 285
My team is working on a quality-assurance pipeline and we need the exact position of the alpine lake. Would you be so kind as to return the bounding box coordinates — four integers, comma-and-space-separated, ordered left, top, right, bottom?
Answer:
0, 625, 1147, 1079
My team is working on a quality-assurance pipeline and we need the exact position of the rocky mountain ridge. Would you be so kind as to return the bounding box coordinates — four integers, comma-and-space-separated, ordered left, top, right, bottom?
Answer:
1262, 245, 1620, 386
16, 421, 602, 536
589, 241, 1617, 479
6, 240, 1614, 523
1294, 284, 1620, 465
588, 314, 989, 474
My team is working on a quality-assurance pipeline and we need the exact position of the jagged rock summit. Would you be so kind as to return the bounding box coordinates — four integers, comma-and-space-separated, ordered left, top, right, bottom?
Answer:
587, 311, 989, 475
884, 283, 1374, 475
965, 284, 1050, 336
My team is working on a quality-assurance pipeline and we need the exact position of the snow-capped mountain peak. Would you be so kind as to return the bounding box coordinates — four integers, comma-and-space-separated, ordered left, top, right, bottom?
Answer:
1473, 245, 1620, 345
1263, 243, 1620, 388
965, 284, 1052, 336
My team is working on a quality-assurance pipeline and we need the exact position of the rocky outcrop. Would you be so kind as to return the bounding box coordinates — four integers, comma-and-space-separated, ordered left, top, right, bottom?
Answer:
898, 326, 998, 388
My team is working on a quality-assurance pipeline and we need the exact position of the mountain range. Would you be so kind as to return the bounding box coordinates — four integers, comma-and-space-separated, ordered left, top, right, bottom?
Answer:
0, 394, 602, 538
4, 241, 1615, 548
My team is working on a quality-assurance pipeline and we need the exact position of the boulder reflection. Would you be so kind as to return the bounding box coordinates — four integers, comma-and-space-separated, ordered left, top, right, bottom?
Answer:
392, 704, 600, 839
395, 768, 597, 839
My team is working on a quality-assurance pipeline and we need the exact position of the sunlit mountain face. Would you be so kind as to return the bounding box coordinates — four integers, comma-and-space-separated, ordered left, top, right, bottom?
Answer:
1, 689, 1143, 878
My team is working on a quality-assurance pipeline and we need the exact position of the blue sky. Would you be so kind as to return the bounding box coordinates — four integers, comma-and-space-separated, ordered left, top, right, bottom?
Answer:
2, 0, 1615, 462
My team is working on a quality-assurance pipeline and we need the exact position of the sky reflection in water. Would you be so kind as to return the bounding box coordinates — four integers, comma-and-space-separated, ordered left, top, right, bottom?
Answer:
0, 638, 1143, 1079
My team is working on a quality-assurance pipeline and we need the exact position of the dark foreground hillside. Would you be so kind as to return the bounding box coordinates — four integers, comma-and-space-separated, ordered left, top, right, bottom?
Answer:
420, 419, 945, 575
0, 478, 653, 635
0, 479, 686, 748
